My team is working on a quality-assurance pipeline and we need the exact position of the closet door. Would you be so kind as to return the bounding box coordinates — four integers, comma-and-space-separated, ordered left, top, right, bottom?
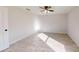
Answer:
0, 7, 9, 51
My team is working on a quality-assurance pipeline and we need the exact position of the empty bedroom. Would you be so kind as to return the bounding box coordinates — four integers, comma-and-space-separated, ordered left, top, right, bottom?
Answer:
0, 6, 79, 52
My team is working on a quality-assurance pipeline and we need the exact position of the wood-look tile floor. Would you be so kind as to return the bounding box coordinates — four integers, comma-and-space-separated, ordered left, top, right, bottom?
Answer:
2, 33, 79, 52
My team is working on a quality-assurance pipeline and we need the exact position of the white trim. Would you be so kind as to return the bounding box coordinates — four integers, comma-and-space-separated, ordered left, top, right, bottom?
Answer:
67, 33, 79, 47
10, 32, 36, 45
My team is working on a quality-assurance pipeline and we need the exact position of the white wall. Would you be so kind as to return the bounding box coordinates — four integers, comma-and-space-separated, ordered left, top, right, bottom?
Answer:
38, 14, 67, 33
68, 7, 79, 46
8, 7, 68, 44
0, 7, 9, 51
8, 7, 36, 44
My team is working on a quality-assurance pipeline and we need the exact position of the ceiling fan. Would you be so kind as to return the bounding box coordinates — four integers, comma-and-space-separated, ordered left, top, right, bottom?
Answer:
25, 6, 54, 14
40, 6, 54, 13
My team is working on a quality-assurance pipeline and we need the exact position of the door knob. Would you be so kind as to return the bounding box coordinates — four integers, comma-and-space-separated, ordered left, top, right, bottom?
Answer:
5, 29, 7, 31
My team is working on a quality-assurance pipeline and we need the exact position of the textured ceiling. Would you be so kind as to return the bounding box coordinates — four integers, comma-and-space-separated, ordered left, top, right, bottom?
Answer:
18, 6, 74, 15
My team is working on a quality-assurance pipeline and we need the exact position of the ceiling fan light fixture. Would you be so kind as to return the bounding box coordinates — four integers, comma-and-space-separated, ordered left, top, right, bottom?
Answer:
40, 6, 54, 15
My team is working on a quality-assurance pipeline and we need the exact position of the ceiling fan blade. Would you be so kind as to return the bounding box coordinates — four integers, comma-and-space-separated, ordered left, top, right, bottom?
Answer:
40, 10, 45, 12
48, 10, 54, 12
48, 6, 52, 8
40, 7, 44, 9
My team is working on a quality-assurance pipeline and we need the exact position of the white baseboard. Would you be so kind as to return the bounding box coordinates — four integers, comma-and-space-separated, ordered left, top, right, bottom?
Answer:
38, 31, 67, 34
10, 32, 35, 45
67, 33, 79, 47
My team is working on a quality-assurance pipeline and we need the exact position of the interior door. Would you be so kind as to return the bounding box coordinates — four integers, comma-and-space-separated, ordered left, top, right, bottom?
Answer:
0, 7, 9, 51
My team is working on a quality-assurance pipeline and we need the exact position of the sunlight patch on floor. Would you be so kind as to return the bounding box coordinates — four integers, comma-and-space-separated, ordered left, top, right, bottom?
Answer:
47, 37, 65, 52
38, 33, 48, 42
38, 33, 66, 52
